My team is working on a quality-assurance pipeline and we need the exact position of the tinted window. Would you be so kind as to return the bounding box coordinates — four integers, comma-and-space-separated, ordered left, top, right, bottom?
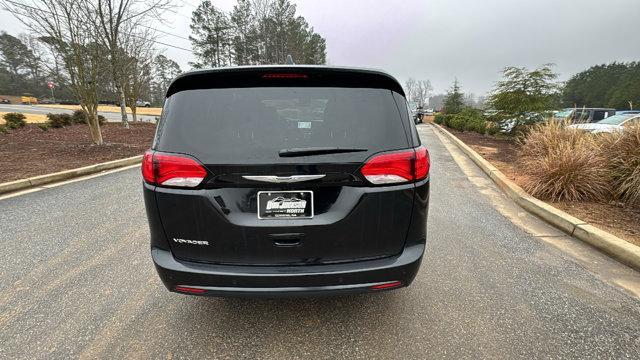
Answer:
155, 87, 409, 164
593, 110, 607, 121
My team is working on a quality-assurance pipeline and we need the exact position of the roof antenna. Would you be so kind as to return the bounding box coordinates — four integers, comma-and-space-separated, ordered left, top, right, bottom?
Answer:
286, 54, 295, 65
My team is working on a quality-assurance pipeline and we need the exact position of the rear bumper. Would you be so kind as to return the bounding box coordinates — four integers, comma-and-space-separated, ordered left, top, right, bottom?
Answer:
151, 243, 424, 297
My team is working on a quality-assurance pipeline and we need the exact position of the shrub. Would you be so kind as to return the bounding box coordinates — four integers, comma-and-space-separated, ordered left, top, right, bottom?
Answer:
603, 124, 640, 207
97, 114, 107, 125
434, 114, 445, 125
46, 113, 72, 128
518, 121, 610, 202
3, 112, 26, 129
0, 124, 6, 134
445, 108, 487, 134
449, 115, 467, 131
486, 123, 500, 135
37, 123, 50, 131
71, 109, 88, 124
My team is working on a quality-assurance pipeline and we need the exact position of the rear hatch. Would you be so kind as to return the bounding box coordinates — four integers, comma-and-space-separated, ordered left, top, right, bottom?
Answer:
149, 67, 420, 265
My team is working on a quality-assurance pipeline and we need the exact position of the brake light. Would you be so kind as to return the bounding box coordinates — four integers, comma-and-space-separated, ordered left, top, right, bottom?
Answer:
360, 146, 430, 184
141, 150, 207, 188
262, 73, 308, 79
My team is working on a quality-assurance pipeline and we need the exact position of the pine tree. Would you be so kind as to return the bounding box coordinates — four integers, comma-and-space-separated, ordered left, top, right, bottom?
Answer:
443, 79, 465, 114
189, 1, 233, 68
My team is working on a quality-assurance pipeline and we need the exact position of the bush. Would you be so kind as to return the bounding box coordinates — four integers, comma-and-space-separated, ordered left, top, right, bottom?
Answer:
3, 112, 26, 129
37, 123, 50, 131
603, 124, 640, 207
46, 113, 73, 128
0, 124, 6, 134
518, 121, 610, 202
71, 109, 88, 124
97, 114, 107, 125
434, 114, 446, 125
444, 108, 487, 134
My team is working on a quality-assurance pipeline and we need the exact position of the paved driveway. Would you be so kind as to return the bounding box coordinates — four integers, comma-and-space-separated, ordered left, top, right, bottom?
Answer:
1, 125, 639, 359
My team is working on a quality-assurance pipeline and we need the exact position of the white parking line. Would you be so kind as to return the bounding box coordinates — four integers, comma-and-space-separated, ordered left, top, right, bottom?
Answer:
0, 164, 141, 201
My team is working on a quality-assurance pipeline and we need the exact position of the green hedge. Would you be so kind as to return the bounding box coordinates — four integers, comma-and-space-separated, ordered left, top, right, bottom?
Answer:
438, 109, 487, 135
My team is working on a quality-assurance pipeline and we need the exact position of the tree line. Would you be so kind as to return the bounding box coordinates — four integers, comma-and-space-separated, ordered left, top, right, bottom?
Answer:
563, 62, 640, 110
1, 0, 327, 145
189, 0, 326, 68
0, 31, 182, 107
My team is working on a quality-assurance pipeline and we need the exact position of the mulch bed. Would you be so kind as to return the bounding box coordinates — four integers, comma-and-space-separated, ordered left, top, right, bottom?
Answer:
446, 127, 640, 247
0, 123, 156, 183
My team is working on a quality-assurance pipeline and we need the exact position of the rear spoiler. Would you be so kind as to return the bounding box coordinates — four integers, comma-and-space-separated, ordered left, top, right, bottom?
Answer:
166, 66, 405, 97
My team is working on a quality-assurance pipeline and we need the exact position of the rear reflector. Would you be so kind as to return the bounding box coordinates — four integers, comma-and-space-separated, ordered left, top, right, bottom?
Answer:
175, 286, 207, 294
360, 146, 430, 184
262, 73, 308, 79
142, 150, 207, 188
370, 281, 403, 290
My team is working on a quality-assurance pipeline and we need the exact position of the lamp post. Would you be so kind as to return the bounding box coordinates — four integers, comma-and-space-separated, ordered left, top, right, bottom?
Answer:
47, 81, 56, 103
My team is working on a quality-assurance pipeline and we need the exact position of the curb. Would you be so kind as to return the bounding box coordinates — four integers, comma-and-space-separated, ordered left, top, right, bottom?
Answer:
0, 155, 143, 196
433, 124, 640, 271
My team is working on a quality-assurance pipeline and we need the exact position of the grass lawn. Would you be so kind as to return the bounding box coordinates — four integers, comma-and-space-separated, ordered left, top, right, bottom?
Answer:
0, 112, 48, 124
35, 104, 162, 116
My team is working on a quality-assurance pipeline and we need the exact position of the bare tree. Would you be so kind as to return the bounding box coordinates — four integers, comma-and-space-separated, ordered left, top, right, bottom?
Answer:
3, 0, 105, 144
405, 78, 432, 106
90, 0, 171, 128
414, 80, 433, 107
405, 78, 417, 103
123, 27, 155, 122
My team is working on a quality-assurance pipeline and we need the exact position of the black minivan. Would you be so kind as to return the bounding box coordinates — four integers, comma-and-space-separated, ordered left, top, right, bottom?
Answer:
143, 66, 430, 297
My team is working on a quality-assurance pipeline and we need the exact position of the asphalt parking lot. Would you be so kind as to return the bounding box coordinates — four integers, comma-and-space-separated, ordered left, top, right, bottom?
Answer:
1, 125, 639, 359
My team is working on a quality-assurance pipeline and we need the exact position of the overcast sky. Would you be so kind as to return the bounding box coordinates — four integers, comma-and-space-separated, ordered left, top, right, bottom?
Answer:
2, 0, 639, 95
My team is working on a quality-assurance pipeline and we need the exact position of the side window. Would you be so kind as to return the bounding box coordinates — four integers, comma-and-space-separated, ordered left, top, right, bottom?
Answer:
593, 110, 606, 121
392, 92, 420, 146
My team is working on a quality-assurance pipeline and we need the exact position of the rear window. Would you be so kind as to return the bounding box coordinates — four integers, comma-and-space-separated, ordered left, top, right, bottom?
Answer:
155, 87, 409, 164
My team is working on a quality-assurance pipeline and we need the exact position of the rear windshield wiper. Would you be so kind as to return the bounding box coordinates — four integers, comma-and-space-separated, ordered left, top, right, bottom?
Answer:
279, 147, 368, 157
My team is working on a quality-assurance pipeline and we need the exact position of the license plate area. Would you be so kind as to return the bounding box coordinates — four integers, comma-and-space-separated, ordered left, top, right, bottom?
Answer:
257, 191, 313, 219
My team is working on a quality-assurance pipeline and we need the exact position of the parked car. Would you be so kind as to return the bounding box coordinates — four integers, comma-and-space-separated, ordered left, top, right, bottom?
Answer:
407, 101, 422, 124
424, 108, 434, 116
142, 66, 430, 297
616, 110, 640, 115
0, 98, 9, 104
568, 114, 640, 133
136, 99, 151, 107
554, 108, 616, 123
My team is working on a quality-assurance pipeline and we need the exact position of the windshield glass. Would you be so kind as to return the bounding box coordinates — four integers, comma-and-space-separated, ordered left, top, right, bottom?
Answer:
598, 114, 632, 125
555, 109, 573, 118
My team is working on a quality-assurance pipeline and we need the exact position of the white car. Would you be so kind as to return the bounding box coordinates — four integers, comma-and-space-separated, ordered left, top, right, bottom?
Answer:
568, 114, 640, 133
136, 99, 151, 107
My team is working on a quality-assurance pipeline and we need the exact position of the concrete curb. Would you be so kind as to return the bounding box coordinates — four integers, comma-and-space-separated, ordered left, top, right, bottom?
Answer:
0, 155, 142, 195
433, 124, 640, 271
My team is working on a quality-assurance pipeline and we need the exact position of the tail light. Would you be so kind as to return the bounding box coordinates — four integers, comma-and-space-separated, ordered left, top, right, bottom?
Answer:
360, 146, 430, 184
142, 150, 207, 188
